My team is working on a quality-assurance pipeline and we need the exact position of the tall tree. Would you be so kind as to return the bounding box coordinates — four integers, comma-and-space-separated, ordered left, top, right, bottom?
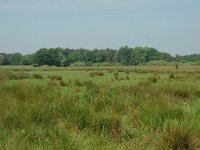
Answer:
7, 53, 22, 65
130, 47, 147, 65
118, 46, 132, 65
22, 54, 34, 65
0, 53, 10, 65
34, 48, 60, 66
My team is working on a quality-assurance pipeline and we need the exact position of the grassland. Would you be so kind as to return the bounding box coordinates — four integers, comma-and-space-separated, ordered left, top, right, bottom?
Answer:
0, 66, 200, 150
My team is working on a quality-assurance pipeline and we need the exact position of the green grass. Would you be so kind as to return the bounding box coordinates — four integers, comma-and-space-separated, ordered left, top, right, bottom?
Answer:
0, 66, 200, 149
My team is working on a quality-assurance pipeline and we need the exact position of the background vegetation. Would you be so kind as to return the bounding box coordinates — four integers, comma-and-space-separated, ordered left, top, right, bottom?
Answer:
1, 46, 200, 67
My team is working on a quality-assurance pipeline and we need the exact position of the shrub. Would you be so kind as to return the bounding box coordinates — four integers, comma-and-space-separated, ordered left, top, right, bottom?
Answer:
173, 89, 191, 100
92, 115, 121, 140
118, 69, 124, 72
74, 78, 83, 86
115, 76, 119, 80
59, 80, 69, 87
125, 70, 130, 74
33, 74, 43, 79
84, 80, 99, 94
69, 61, 87, 67
113, 72, 119, 76
126, 76, 130, 80
89, 71, 104, 77
175, 63, 179, 69
169, 73, 175, 80
148, 76, 157, 83
48, 75, 62, 81
9, 73, 31, 80
70, 107, 93, 130
32, 64, 39, 67
118, 77, 125, 81
147, 60, 168, 66
158, 120, 200, 149
48, 81, 58, 88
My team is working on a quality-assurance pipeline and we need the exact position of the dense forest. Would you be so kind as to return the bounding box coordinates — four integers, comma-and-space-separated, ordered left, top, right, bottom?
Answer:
0, 46, 200, 66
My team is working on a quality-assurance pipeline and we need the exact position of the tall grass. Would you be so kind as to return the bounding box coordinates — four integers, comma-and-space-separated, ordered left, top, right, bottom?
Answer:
1, 66, 200, 149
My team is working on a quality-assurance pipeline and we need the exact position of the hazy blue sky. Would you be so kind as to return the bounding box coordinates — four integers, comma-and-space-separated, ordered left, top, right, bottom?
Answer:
0, 0, 200, 55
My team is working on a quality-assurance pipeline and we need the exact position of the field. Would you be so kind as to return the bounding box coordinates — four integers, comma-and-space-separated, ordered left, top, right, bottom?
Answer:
1, 66, 200, 149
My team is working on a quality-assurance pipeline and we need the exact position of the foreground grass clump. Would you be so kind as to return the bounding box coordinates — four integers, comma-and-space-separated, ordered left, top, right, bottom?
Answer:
158, 120, 200, 149
0, 66, 200, 149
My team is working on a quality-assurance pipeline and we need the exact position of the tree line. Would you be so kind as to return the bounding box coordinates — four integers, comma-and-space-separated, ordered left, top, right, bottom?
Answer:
0, 46, 200, 66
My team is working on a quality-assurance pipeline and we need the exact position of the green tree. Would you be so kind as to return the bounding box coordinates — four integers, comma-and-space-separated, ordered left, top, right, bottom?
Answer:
34, 48, 61, 66
118, 46, 132, 65
145, 47, 160, 62
22, 54, 34, 65
0, 53, 9, 65
130, 47, 147, 65
7, 53, 22, 65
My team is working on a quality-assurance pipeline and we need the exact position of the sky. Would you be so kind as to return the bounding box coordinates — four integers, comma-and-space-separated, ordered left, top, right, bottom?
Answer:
0, 0, 200, 55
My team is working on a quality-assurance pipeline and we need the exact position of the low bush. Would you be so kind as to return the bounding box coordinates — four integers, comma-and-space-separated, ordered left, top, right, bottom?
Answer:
59, 80, 69, 86
92, 115, 121, 140
74, 78, 83, 86
169, 73, 175, 80
148, 76, 157, 83
113, 72, 119, 76
48, 75, 62, 81
158, 120, 200, 149
33, 74, 43, 79
126, 76, 130, 80
89, 71, 104, 77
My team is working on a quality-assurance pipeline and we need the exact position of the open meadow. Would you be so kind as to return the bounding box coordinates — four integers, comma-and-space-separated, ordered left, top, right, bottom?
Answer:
1, 66, 200, 149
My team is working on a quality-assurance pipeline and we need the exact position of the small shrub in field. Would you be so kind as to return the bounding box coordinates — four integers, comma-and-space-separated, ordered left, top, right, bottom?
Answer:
0, 72, 8, 82
158, 121, 200, 150
175, 63, 179, 69
109, 69, 114, 73
75, 88, 81, 92
84, 80, 99, 94
74, 78, 83, 86
126, 76, 130, 80
33, 64, 39, 67
3, 114, 28, 129
92, 115, 121, 140
59, 80, 69, 87
71, 107, 93, 130
169, 73, 175, 80
48, 75, 62, 81
173, 89, 190, 100
33, 74, 43, 79
125, 70, 130, 74
195, 90, 200, 97
89, 71, 104, 77
82, 80, 93, 87
113, 72, 119, 76
67, 79, 72, 86
119, 77, 125, 81
194, 75, 200, 81
141, 104, 185, 130
9, 73, 31, 80
118, 69, 124, 72
48, 81, 58, 88
94, 99, 105, 112
148, 76, 157, 83
115, 76, 119, 81
89, 72, 94, 77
